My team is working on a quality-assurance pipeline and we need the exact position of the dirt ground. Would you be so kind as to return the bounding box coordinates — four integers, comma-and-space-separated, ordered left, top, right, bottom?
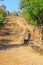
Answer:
0, 16, 43, 65
0, 45, 43, 65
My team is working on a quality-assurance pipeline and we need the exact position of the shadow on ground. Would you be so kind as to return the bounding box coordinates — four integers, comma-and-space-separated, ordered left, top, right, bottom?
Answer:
0, 27, 29, 50
0, 44, 24, 50
0, 41, 30, 50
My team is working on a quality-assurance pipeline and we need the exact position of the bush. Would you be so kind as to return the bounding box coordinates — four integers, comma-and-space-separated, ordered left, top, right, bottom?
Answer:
0, 7, 7, 25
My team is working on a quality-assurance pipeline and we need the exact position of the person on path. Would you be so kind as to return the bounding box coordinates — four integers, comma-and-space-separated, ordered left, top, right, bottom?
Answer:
23, 28, 31, 45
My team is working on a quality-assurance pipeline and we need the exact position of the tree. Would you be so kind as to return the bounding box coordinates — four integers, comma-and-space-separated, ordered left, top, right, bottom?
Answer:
0, 0, 7, 26
11, 11, 19, 16
19, 0, 43, 44
0, 7, 7, 25
1, 5, 6, 10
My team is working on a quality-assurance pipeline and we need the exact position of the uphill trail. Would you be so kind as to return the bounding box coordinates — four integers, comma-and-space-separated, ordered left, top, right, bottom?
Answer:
0, 16, 43, 65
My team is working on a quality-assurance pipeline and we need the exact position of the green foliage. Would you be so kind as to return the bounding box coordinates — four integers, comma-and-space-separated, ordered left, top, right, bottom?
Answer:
0, 14, 5, 22
0, 7, 7, 16
0, 7, 7, 24
19, 0, 43, 26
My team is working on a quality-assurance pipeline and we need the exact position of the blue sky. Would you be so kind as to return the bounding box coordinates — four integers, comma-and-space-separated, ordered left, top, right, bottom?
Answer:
0, 0, 20, 12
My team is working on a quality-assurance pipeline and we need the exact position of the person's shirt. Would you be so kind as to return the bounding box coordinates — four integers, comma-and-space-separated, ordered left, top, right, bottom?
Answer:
24, 32, 30, 40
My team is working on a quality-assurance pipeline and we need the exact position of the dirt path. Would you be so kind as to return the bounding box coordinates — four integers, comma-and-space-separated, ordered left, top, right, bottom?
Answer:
0, 16, 43, 65
0, 45, 43, 65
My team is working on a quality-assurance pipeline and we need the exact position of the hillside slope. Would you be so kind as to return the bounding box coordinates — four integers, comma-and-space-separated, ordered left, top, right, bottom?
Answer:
0, 16, 43, 65
0, 16, 41, 45
0, 16, 30, 45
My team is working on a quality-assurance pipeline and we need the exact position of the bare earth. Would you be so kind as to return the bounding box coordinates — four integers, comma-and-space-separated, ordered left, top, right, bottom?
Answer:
0, 16, 43, 65
0, 45, 43, 65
